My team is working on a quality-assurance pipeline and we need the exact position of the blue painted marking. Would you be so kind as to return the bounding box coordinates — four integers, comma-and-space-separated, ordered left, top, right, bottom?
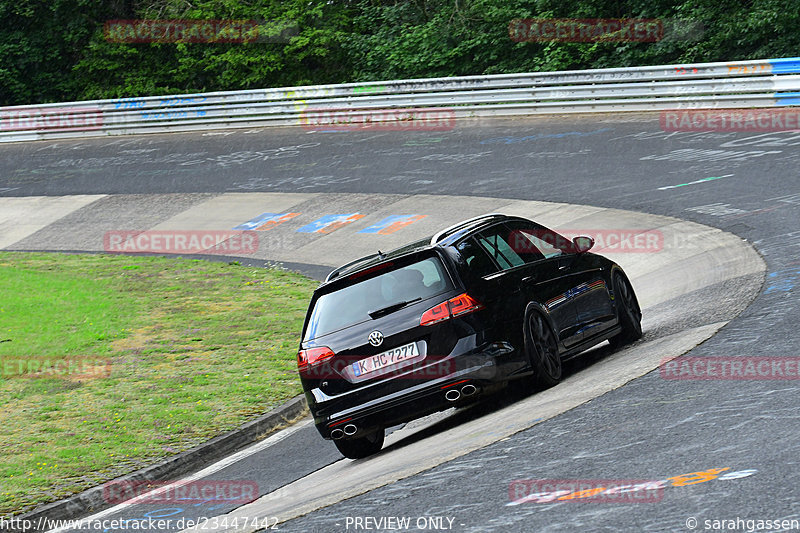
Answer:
357, 215, 425, 234
764, 268, 799, 294
769, 57, 800, 74
158, 96, 207, 107
143, 508, 184, 518
297, 214, 363, 233
112, 98, 145, 109
233, 213, 285, 230
774, 92, 800, 106
192, 499, 227, 510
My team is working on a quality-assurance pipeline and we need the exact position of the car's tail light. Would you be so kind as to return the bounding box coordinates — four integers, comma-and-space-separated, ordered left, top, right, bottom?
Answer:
420, 293, 484, 326
448, 293, 484, 317
297, 346, 334, 373
420, 301, 450, 325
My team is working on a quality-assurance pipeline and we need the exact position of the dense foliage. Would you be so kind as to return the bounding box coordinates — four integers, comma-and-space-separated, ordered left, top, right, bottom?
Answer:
1, 0, 798, 105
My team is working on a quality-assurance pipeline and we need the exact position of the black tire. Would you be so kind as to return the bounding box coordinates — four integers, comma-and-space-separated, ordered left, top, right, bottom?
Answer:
333, 428, 385, 459
609, 272, 643, 349
525, 310, 562, 388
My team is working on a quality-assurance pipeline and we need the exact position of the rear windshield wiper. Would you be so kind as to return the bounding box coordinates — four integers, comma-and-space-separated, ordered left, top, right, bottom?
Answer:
368, 298, 421, 319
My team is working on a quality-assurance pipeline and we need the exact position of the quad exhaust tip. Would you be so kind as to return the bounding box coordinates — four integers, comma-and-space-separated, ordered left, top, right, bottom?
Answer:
330, 428, 345, 440
461, 384, 478, 396
445, 389, 461, 402
343, 423, 358, 436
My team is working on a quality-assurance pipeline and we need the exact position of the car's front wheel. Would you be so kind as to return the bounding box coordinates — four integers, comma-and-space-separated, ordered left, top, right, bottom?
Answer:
609, 272, 642, 349
525, 310, 562, 388
334, 428, 385, 459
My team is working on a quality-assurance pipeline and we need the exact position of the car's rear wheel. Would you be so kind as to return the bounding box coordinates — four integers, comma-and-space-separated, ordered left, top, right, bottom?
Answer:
609, 272, 642, 349
525, 310, 562, 388
334, 428, 385, 459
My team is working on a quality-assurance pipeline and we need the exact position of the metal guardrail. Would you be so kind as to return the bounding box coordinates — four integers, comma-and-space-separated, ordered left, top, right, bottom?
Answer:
1, 57, 799, 142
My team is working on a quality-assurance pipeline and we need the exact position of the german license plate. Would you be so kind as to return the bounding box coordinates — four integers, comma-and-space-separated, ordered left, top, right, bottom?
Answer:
352, 342, 419, 377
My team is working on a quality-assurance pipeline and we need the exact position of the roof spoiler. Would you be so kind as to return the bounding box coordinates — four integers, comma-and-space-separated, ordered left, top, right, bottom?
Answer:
324, 251, 386, 283
430, 213, 505, 245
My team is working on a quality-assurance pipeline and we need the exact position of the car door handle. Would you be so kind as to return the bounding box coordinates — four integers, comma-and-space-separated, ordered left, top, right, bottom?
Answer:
558, 256, 576, 270
522, 275, 537, 283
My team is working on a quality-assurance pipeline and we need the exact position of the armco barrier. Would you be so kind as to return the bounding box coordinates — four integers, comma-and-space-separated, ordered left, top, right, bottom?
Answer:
1, 57, 799, 142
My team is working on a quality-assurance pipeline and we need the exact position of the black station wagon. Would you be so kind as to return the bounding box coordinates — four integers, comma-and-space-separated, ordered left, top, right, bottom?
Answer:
297, 214, 642, 458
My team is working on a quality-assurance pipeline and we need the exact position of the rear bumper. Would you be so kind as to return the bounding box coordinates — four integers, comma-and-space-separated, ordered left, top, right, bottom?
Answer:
308, 340, 515, 439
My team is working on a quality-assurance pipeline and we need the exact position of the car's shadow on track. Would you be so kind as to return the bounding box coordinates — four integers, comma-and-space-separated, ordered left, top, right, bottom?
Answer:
373, 338, 642, 457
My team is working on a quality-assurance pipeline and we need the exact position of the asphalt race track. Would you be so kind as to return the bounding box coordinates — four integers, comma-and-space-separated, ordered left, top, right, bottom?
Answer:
2, 112, 799, 532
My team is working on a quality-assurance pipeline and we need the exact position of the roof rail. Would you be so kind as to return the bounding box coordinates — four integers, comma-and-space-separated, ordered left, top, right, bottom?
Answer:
430, 213, 505, 246
324, 251, 385, 283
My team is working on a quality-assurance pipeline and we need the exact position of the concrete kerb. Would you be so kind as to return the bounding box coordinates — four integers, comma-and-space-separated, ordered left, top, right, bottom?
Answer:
10, 395, 308, 531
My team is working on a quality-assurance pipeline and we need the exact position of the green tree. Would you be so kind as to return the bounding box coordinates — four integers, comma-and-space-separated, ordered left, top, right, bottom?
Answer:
2, 0, 799, 105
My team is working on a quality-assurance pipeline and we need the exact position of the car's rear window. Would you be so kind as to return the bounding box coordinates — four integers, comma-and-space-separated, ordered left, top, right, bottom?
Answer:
304, 256, 453, 341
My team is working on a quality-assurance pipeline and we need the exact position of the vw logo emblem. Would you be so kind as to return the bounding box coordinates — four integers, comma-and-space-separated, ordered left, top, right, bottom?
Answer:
368, 331, 384, 347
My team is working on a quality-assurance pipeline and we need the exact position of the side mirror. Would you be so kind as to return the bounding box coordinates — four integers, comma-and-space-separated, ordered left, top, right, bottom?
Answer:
573, 236, 594, 253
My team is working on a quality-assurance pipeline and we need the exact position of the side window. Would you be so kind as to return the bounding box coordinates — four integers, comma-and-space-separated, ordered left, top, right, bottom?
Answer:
456, 238, 499, 277
476, 226, 526, 270
506, 222, 574, 259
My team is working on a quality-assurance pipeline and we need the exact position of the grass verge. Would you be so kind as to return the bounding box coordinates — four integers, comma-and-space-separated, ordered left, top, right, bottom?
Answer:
0, 252, 318, 516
